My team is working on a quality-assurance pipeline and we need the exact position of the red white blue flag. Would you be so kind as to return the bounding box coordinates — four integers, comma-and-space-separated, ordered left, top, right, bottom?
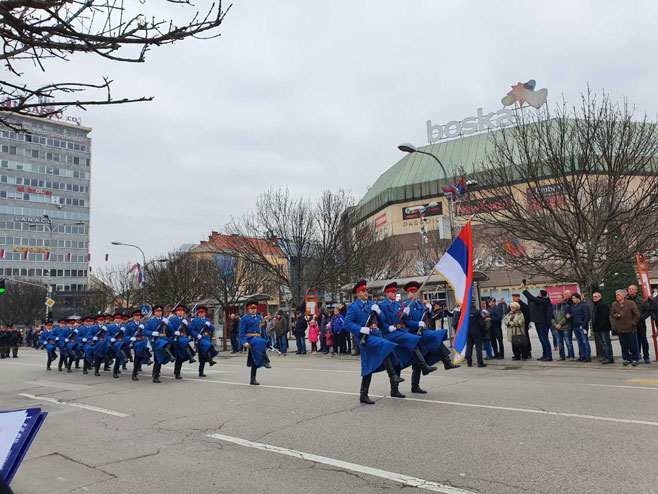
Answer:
432, 220, 473, 363
128, 263, 143, 284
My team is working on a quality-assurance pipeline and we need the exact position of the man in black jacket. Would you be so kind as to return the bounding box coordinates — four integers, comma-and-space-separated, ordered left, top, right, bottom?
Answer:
626, 285, 652, 364
522, 285, 553, 361
487, 299, 504, 359
465, 301, 486, 368
591, 292, 613, 364
229, 314, 241, 354
293, 312, 308, 355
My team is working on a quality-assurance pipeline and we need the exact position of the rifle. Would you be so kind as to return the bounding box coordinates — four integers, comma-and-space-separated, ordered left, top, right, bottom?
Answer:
359, 309, 378, 347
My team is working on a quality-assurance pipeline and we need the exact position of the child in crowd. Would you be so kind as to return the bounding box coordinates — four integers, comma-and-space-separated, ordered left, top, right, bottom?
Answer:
308, 317, 319, 354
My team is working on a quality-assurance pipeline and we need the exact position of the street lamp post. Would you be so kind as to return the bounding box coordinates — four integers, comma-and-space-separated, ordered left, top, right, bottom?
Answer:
111, 241, 147, 270
398, 143, 454, 238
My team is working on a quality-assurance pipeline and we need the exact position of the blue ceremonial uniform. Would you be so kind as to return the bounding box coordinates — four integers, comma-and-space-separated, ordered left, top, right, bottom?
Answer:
190, 316, 218, 361
344, 298, 398, 376
379, 298, 422, 370
169, 315, 195, 362
403, 299, 448, 367
146, 317, 172, 365
238, 313, 268, 368
125, 320, 149, 357
92, 324, 111, 361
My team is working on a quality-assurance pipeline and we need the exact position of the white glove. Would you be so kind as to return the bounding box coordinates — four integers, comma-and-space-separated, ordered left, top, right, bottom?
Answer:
360, 327, 371, 335
403, 306, 411, 316
102, 325, 107, 330
371, 304, 380, 315
418, 321, 426, 328
388, 325, 397, 332
139, 324, 144, 330
205, 321, 211, 327
93, 336, 98, 341
182, 319, 189, 326
425, 302, 432, 310
55, 337, 59, 341
74, 329, 78, 333
151, 331, 159, 337
111, 338, 116, 342
197, 334, 203, 340
130, 337, 136, 342
175, 331, 180, 336
82, 338, 88, 342
162, 317, 169, 324
64, 339, 69, 343
120, 327, 125, 332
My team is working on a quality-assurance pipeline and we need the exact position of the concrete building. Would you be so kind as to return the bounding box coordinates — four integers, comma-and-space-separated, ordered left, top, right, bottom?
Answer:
0, 113, 91, 294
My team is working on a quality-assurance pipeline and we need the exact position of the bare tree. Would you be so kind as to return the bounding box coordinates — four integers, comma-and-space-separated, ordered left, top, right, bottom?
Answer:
472, 91, 658, 297
225, 188, 409, 308
94, 262, 142, 308
0, 280, 47, 325
0, 0, 231, 125
142, 251, 208, 308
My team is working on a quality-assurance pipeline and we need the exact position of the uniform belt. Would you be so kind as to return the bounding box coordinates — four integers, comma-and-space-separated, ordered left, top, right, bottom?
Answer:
245, 333, 260, 337
136, 336, 145, 340
115, 338, 123, 341
158, 333, 166, 337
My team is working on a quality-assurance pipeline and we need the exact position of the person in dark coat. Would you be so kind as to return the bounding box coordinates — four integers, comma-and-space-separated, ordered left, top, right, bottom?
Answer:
465, 301, 486, 367
229, 314, 241, 353
293, 312, 308, 355
488, 299, 504, 359
8, 327, 20, 358
591, 292, 613, 364
522, 285, 553, 361
570, 293, 591, 362
626, 285, 652, 364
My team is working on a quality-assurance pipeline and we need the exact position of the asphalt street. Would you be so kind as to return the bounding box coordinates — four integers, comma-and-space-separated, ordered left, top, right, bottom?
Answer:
2, 346, 658, 494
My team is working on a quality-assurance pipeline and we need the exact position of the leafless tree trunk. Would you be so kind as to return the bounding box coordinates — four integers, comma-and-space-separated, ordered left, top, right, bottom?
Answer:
472, 90, 658, 298
93, 262, 142, 309
0, 280, 46, 325
141, 251, 208, 309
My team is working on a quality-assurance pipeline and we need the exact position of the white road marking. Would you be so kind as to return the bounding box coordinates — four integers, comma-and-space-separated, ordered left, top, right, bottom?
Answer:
186, 377, 658, 427
18, 393, 129, 418
584, 383, 658, 391
207, 433, 473, 493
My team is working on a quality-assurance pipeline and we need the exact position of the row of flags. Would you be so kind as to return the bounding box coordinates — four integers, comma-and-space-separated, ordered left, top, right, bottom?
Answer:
442, 177, 468, 196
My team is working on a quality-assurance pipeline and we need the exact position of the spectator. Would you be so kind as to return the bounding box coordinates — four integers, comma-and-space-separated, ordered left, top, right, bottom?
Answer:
465, 301, 486, 367
611, 289, 640, 366
330, 306, 344, 356
293, 312, 308, 355
229, 313, 241, 354
0, 327, 7, 358
8, 327, 19, 358
511, 293, 532, 357
505, 301, 529, 360
488, 299, 504, 359
274, 311, 288, 356
318, 311, 328, 354
522, 285, 553, 361
482, 309, 493, 360
25, 327, 32, 348
626, 285, 652, 364
265, 314, 276, 351
498, 298, 509, 316
552, 294, 574, 361
591, 292, 613, 364
325, 320, 335, 354
431, 301, 446, 329
570, 293, 591, 362
308, 316, 319, 354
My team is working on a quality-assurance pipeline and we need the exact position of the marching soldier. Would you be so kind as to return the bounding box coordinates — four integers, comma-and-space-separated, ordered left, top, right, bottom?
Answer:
190, 306, 218, 377
344, 280, 404, 404
92, 315, 111, 377
40, 320, 58, 370
121, 313, 131, 370
72, 318, 84, 369
402, 281, 459, 394
378, 282, 437, 383
108, 312, 129, 379
63, 318, 79, 373
169, 305, 196, 380
146, 305, 174, 383
238, 300, 271, 385
81, 316, 100, 375
125, 309, 151, 381
54, 319, 68, 371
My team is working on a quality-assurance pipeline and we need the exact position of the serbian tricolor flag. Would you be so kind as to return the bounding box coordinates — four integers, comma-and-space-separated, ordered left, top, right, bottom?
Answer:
0, 249, 4, 258
128, 263, 143, 284
23, 250, 28, 259
432, 220, 473, 363
66, 253, 71, 261
457, 177, 467, 194
442, 185, 456, 195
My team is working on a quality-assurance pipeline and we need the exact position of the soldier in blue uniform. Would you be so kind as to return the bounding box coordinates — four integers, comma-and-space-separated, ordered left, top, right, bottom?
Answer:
63, 318, 79, 373
40, 320, 57, 370
125, 309, 151, 381
52, 318, 67, 371
378, 282, 437, 379
146, 305, 175, 383
72, 318, 84, 369
168, 304, 196, 379
402, 281, 459, 394
92, 314, 111, 377
108, 313, 128, 378
238, 300, 271, 385
120, 313, 131, 370
190, 306, 218, 377
344, 280, 404, 404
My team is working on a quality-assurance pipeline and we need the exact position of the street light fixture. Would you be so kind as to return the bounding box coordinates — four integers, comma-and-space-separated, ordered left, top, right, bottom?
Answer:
111, 241, 147, 269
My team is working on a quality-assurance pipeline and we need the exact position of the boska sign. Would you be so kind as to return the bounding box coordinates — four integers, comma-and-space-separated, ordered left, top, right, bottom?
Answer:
426, 108, 516, 143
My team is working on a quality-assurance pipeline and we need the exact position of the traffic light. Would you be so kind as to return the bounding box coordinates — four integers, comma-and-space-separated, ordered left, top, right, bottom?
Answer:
0, 278, 5, 293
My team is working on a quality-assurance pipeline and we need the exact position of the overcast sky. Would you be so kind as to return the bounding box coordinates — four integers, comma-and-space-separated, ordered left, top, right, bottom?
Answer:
18, 0, 658, 269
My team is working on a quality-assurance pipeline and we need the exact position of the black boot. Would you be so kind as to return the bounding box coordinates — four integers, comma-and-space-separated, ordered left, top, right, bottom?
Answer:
66, 357, 73, 373
174, 359, 182, 379
132, 357, 140, 381
82, 360, 88, 374
360, 374, 374, 404
439, 345, 460, 370
411, 366, 427, 393
383, 357, 404, 383
187, 347, 196, 364
58, 356, 64, 371
199, 360, 206, 377
152, 362, 161, 383
250, 366, 259, 385
75, 358, 80, 369
94, 357, 101, 376
112, 358, 120, 378
261, 351, 271, 369
390, 382, 406, 398
412, 348, 437, 375
46, 355, 53, 370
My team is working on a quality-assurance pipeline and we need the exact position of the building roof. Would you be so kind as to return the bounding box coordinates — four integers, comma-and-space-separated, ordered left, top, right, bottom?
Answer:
356, 131, 495, 220
192, 232, 285, 257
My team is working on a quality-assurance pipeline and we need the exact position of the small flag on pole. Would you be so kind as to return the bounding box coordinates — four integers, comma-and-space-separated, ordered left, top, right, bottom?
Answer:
128, 263, 143, 284
87, 253, 91, 261
66, 253, 71, 262
45, 251, 50, 261
0, 249, 4, 258
23, 250, 28, 259
457, 177, 467, 194
105, 254, 109, 261
432, 219, 474, 363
